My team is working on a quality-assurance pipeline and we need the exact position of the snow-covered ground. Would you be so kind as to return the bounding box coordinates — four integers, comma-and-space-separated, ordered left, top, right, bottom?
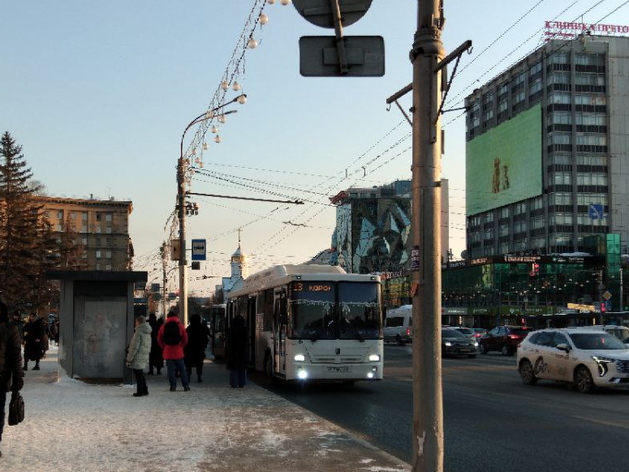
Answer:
1, 349, 408, 472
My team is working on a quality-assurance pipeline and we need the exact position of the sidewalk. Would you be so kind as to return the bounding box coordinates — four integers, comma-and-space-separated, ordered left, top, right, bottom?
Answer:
2, 349, 409, 472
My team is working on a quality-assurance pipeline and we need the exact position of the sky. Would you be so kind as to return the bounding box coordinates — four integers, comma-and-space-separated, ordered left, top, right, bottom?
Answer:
2, 0, 628, 296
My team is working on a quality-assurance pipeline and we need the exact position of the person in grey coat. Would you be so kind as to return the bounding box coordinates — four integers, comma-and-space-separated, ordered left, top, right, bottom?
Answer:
126, 316, 152, 397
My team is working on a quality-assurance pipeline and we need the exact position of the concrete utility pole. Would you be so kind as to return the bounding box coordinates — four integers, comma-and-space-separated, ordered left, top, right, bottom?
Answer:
411, 1, 444, 471
177, 156, 188, 326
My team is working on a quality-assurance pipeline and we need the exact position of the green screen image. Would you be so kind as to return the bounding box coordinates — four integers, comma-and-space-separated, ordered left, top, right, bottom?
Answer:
466, 104, 542, 215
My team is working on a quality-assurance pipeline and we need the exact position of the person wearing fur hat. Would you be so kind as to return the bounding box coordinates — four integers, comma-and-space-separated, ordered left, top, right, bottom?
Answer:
126, 315, 152, 397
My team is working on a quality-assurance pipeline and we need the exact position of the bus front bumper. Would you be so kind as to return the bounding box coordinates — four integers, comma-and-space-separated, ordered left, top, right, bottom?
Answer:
287, 363, 383, 381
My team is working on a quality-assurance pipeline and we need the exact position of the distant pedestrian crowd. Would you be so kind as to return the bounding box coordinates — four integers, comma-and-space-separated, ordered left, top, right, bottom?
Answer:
125, 309, 247, 397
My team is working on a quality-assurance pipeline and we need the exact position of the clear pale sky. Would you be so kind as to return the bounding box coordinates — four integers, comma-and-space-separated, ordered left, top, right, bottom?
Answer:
2, 0, 627, 296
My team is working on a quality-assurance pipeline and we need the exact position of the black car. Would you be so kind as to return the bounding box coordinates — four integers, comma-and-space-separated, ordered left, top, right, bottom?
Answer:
442, 328, 478, 358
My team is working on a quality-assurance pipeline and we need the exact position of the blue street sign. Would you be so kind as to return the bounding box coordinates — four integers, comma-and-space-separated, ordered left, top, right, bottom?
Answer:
588, 203, 604, 220
191, 239, 206, 261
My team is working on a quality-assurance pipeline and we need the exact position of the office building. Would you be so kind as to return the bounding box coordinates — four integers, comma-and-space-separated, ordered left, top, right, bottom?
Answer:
465, 35, 629, 257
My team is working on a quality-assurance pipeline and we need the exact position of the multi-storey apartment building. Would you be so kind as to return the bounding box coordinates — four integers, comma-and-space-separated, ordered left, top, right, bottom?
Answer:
465, 35, 629, 257
36, 195, 133, 270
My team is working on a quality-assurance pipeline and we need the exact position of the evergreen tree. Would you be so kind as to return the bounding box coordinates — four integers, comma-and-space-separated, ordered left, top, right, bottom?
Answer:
59, 215, 87, 270
0, 131, 47, 309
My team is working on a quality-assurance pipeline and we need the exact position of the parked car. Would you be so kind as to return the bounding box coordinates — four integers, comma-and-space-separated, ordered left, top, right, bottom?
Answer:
472, 328, 487, 340
517, 328, 629, 393
574, 325, 629, 343
384, 305, 412, 345
480, 325, 531, 356
442, 328, 478, 358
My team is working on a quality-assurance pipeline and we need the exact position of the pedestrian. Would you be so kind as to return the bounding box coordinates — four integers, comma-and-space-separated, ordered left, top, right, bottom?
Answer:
22, 313, 45, 371
126, 315, 152, 397
9, 312, 23, 343
226, 315, 248, 388
147, 313, 163, 375
50, 318, 60, 346
157, 310, 190, 392
0, 301, 25, 458
184, 314, 210, 383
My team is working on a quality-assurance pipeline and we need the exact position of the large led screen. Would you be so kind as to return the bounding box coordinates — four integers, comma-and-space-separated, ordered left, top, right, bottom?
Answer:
466, 104, 542, 215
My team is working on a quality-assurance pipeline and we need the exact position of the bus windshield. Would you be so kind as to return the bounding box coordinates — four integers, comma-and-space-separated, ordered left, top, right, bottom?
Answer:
290, 282, 336, 340
289, 281, 381, 340
338, 282, 381, 340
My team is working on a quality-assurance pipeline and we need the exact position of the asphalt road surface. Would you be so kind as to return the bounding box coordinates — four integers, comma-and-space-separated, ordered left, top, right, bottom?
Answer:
252, 345, 629, 472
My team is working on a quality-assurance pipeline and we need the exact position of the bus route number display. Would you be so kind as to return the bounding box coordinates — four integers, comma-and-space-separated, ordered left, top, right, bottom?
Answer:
293, 283, 332, 292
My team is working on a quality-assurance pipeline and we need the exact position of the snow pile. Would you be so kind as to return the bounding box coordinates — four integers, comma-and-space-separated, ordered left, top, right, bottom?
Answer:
1, 353, 409, 472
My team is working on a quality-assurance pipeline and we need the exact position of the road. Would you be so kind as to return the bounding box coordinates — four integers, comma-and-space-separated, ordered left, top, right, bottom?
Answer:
252, 345, 629, 472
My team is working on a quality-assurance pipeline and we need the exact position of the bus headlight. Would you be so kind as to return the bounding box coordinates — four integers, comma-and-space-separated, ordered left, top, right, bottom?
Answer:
368, 354, 380, 362
294, 354, 306, 362
367, 372, 375, 379
297, 369, 308, 379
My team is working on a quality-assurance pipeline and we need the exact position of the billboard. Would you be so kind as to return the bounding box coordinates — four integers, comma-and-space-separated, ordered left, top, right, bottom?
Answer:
466, 104, 542, 215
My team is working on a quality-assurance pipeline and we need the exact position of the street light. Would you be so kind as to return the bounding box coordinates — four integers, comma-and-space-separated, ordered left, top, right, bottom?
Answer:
177, 93, 246, 325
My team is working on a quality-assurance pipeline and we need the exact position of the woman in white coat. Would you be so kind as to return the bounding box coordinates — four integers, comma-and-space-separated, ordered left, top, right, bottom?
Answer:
126, 315, 152, 397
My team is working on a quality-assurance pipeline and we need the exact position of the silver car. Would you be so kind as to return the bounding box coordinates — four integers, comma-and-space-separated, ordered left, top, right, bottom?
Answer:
517, 328, 629, 393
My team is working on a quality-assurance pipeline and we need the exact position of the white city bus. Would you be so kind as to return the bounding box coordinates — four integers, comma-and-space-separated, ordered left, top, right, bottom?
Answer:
226, 264, 383, 382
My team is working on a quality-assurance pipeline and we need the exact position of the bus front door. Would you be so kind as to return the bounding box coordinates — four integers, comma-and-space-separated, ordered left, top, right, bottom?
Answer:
274, 292, 287, 377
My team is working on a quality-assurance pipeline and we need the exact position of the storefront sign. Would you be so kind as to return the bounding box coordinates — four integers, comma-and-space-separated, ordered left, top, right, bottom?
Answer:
544, 21, 629, 40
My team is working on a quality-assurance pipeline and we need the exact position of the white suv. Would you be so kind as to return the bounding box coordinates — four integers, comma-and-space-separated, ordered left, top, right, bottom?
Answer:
517, 328, 629, 393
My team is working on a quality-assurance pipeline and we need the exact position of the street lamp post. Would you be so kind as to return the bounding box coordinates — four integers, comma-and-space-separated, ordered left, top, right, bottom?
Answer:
177, 94, 246, 326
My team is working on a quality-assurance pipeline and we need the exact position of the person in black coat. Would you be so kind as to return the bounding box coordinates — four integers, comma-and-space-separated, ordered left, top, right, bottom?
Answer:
22, 313, 45, 371
226, 315, 248, 388
184, 314, 210, 383
147, 314, 163, 375
0, 301, 25, 457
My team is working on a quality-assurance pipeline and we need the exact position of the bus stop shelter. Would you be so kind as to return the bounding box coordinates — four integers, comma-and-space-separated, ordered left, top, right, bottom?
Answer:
47, 270, 148, 384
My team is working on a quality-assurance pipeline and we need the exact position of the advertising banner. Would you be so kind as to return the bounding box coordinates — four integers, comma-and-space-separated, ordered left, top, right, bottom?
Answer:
466, 104, 542, 215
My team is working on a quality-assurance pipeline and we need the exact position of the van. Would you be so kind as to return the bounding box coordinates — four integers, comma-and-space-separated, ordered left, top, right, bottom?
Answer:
384, 305, 412, 345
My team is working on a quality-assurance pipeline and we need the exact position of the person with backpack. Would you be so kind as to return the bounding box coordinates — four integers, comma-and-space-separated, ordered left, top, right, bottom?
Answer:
157, 310, 190, 392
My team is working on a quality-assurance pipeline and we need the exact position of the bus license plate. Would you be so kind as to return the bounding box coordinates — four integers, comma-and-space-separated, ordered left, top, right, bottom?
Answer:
327, 366, 351, 373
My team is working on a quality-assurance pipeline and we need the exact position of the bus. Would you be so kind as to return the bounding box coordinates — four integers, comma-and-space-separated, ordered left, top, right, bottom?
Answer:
209, 304, 227, 359
227, 264, 383, 382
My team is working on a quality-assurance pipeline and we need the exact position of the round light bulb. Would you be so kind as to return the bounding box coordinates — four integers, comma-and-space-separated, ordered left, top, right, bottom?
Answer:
214, 135, 222, 144
211, 125, 219, 134
259, 13, 269, 25
206, 111, 214, 119
203, 142, 208, 151
237, 94, 247, 105
248, 37, 258, 49
221, 80, 229, 91
218, 114, 227, 124
199, 161, 204, 168
191, 149, 196, 155
267, 0, 275, 4
232, 81, 241, 91
280, 0, 291, 5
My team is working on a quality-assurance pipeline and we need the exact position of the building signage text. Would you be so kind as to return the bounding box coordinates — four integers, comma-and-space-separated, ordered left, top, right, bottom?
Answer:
545, 21, 629, 40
